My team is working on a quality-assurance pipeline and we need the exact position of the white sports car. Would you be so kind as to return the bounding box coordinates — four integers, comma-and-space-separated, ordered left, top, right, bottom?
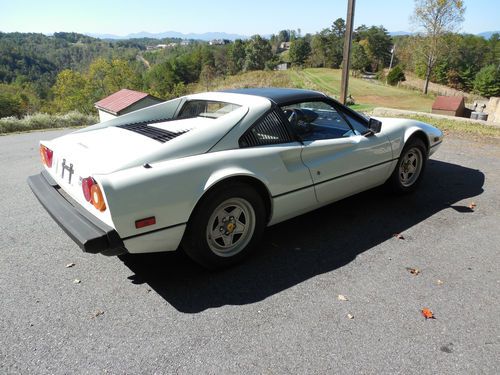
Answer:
28, 88, 443, 268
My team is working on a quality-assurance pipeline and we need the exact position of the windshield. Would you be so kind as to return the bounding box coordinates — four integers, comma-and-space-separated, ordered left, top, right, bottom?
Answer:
177, 100, 241, 119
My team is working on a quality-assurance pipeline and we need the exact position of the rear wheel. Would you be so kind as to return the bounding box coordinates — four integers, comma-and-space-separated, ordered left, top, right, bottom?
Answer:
388, 138, 427, 193
182, 183, 265, 269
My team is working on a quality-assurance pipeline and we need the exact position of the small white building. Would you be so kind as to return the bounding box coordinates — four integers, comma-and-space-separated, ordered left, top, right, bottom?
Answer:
279, 42, 291, 50
94, 89, 164, 122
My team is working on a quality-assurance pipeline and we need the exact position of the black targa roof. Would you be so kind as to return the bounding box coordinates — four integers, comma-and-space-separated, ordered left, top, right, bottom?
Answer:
221, 87, 328, 105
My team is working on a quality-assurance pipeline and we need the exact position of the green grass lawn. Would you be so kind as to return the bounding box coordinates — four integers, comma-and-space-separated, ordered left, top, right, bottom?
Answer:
287, 68, 436, 113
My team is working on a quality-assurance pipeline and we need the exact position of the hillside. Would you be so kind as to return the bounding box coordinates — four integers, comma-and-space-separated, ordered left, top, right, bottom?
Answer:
191, 68, 436, 113
0, 32, 157, 96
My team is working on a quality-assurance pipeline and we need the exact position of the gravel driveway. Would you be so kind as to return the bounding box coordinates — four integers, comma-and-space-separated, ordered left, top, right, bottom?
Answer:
1, 130, 499, 374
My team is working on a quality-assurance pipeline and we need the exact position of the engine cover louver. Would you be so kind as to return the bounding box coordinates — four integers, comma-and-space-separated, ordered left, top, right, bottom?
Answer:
117, 121, 189, 143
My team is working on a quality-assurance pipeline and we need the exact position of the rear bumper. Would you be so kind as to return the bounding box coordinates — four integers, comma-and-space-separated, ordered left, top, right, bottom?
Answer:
27, 171, 126, 256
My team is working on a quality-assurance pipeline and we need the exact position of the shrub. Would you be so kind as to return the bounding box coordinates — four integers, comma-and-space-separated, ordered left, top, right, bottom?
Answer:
0, 93, 23, 118
0, 111, 98, 134
473, 65, 500, 97
387, 65, 406, 86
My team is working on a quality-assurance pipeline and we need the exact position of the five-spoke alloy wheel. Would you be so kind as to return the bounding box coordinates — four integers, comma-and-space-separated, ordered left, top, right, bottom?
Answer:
206, 197, 256, 257
388, 137, 427, 193
182, 183, 265, 269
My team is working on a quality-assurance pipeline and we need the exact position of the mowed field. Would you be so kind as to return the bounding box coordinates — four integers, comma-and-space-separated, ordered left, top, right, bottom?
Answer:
289, 68, 436, 112
201, 68, 436, 113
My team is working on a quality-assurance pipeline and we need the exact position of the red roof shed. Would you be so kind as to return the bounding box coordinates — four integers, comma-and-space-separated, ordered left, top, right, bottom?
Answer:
431, 96, 465, 117
94, 89, 163, 121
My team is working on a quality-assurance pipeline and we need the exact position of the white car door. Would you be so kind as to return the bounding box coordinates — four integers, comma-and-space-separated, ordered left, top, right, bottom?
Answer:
282, 101, 393, 204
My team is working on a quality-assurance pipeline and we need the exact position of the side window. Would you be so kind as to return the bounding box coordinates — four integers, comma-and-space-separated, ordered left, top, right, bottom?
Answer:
281, 101, 361, 141
338, 108, 369, 135
239, 109, 295, 148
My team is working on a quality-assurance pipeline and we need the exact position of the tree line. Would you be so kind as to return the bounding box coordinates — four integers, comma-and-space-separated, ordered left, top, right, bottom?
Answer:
1, 7, 499, 119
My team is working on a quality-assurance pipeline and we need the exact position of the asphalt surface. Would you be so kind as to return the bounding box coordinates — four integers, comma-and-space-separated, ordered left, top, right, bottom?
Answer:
1, 129, 499, 374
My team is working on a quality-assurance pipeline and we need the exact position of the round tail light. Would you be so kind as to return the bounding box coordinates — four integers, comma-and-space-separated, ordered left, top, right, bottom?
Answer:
81, 177, 107, 212
40, 145, 53, 168
90, 184, 106, 212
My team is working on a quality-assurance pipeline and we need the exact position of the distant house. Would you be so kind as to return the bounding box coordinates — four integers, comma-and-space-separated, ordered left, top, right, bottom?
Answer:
431, 96, 465, 117
275, 62, 290, 71
209, 39, 231, 45
279, 42, 291, 50
94, 89, 163, 122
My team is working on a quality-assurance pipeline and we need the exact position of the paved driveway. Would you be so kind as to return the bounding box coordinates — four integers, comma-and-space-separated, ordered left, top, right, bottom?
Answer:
1, 130, 499, 374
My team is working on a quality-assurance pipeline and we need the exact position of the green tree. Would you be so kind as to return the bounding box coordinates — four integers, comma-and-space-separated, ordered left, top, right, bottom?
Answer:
473, 65, 500, 97
244, 35, 272, 71
86, 58, 140, 101
485, 33, 500, 66
0, 93, 23, 118
289, 38, 311, 67
356, 26, 392, 71
228, 39, 246, 74
411, 0, 465, 94
387, 65, 406, 85
308, 30, 331, 67
199, 64, 216, 91
52, 69, 92, 113
330, 18, 346, 68
144, 60, 180, 98
350, 42, 370, 75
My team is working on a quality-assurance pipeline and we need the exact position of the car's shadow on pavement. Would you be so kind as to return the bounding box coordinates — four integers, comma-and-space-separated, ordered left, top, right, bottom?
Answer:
119, 160, 484, 313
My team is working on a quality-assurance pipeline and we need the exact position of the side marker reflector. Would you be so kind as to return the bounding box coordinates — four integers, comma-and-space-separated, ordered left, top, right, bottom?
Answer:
135, 217, 156, 229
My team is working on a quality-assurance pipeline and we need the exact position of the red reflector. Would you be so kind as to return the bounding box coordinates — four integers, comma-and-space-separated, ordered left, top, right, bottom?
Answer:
135, 217, 156, 229
82, 177, 94, 202
45, 148, 53, 167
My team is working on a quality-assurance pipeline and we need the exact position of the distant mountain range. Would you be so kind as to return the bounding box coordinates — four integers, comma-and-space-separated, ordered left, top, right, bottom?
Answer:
477, 31, 499, 39
388, 31, 412, 36
388, 30, 499, 38
85, 30, 499, 41
86, 31, 249, 41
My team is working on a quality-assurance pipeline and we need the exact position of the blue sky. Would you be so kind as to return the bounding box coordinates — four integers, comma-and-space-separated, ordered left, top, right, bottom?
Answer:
0, 0, 498, 36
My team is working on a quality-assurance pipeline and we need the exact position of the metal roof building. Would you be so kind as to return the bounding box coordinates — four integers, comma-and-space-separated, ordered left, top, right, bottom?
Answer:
94, 89, 163, 122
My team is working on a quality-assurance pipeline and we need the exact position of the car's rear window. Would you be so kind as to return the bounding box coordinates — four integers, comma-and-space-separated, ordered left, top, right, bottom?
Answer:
177, 100, 241, 119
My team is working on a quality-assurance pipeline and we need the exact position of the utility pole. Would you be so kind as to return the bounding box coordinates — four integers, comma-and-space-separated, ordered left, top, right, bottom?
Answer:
386, 45, 395, 84
389, 45, 395, 70
340, 0, 355, 105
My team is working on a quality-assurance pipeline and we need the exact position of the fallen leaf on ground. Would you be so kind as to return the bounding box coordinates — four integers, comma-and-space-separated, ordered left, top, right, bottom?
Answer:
421, 308, 435, 319
92, 310, 104, 318
65, 263, 75, 268
337, 294, 348, 301
347, 313, 354, 319
73, 279, 81, 284
406, 267, 421, 276
468, 202, 477, 209
393, 233, 405, 240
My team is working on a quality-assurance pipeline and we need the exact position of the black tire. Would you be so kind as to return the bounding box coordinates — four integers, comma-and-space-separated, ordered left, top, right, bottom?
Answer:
387, 137, 427, 194
181, 183, 266, 269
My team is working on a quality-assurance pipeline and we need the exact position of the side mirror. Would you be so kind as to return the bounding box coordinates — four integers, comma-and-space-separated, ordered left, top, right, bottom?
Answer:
368, 118, 382, 134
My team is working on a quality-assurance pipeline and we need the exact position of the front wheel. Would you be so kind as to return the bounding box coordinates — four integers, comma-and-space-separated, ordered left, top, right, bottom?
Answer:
388, 138, 427, 193
182, 183, 266, 269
